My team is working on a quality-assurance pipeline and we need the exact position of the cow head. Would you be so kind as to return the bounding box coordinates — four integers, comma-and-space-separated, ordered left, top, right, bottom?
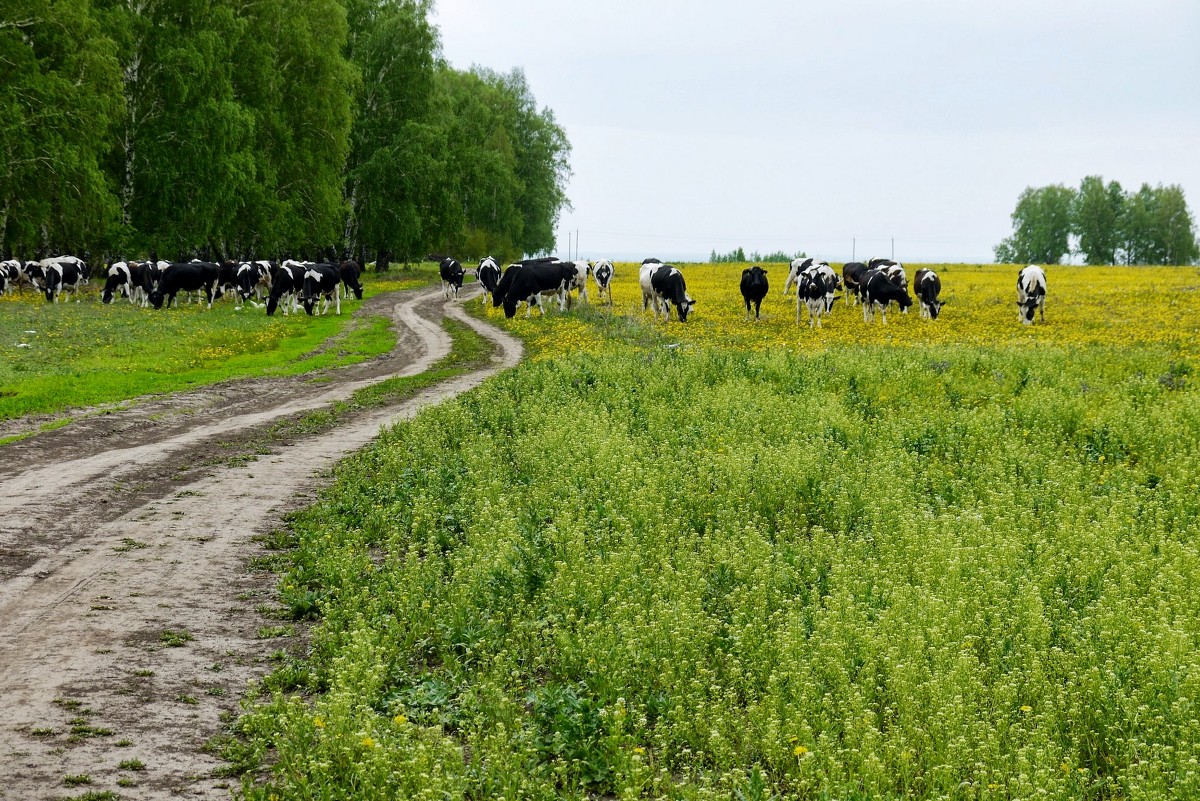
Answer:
926, 298, 943, 319
148, 290, 166, 309
677, 296, 696, 322
1018, 299, 1038, 324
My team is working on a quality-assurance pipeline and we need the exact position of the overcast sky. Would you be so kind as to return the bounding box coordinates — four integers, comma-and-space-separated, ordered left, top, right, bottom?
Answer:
433, 1, 1199, 263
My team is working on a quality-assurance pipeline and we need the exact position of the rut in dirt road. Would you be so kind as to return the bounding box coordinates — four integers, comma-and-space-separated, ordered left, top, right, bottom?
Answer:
0, 287, 522, 800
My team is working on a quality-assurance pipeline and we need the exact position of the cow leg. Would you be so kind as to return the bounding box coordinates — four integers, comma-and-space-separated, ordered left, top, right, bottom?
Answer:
335, 292, 341, 315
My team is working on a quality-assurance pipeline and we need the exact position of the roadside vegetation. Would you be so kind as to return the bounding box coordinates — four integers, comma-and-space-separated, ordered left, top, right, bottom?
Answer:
230, 263, 1200, 799
0, 263, 439, 422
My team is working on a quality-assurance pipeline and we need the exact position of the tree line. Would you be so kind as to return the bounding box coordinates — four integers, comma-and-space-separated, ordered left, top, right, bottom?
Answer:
710, 247, 807, 264
0, 0, 571, 267
994, 177, 1199, 266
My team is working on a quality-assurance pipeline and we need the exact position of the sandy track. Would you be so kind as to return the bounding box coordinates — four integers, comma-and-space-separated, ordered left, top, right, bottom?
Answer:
0, 287, 521, 799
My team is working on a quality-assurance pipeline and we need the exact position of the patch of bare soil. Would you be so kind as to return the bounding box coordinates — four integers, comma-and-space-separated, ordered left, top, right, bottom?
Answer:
0, 286, 521, 800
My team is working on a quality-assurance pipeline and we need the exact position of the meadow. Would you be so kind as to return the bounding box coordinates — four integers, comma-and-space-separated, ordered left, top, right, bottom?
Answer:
230, 263, 1200, 800
0, 263, 438, 423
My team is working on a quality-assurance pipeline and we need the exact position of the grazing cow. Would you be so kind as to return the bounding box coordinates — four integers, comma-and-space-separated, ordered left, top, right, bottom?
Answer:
440, 257, 465, 300
266, 261, 307, 316
796, 268, 833, 328
842, 262, 868, 305
493, 259, 577, 318
132, 261, 166, 307
476, 256, 501, 306
1017, 265, 1046, 325
592, 259, 614, 305
640, 261, 695, 322
868, 258, 908, 311
0, 259, 21, 295
101, 261, 134, 304
914, 268, 944, 319
860, 269, 913, 323
232, 262, 264, 310
339, 260, 364, 300
149, 262, 220, 309
740, 265, 769, 321
302, 263, 341, 316
42, 259, 84, 303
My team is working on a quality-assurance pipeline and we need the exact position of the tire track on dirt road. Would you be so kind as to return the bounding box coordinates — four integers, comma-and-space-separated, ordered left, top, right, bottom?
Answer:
0, 287, 521, 800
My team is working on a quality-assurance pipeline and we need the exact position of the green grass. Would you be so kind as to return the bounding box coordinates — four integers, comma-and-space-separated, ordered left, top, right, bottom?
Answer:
229, 327, 1200, 800
0, 264, 440, 421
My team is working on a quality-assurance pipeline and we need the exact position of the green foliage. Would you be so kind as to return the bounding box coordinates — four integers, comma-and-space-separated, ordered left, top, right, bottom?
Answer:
999, 178, 1199, 266
235, 336, 1200, 799
994, 184, 1076, 265
711, 248, 807, 263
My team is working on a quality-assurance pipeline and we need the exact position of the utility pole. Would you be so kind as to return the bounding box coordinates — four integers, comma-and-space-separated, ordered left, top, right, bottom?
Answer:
891, 238, 895, 260
852, 238, 855, 261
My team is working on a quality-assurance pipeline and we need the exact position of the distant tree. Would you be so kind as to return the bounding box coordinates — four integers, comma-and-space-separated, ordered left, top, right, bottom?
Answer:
1121, 183, 1199, 266
994, 184, 1076, 264
1, 0, 123, 255
1071, 175, 1125, 266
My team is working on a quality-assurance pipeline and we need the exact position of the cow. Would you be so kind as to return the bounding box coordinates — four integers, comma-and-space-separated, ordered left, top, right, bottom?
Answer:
149, 262, 220, 309
640, 261, 695, 322
914, 268, 944, 320
133, 261, 167, 307
867, 258, 908, 311
592, 259, 614, 305
860, 268, 913, 323
101, 261, 135, 304
440, 257, 465, 300
740, 265, 769, 321
302, 263, 341, 316
476, 256, 502, 306
0, 259, 22, 295
567, 260, 590, 305
1017, 265, 1046, 325
232, 262, 265, 310
339, 259, 363, 300
42, 259, 84, 303
842, 262, 868, 305
783, 258, 827, 295
266, 261, 307, 316
796, 268, 834, 328
493, 259, 577, 318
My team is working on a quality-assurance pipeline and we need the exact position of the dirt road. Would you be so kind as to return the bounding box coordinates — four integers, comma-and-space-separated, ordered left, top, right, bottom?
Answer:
0, 287, 521, 799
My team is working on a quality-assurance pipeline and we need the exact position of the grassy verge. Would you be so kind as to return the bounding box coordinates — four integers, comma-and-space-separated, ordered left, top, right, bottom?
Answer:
0, 263, 439, 422
227, 312, 1200, 799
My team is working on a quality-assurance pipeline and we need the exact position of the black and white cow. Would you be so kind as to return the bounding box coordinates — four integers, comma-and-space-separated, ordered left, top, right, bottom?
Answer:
783, 258, 825, 295
133, 261, 166, 307
476, 256, 502, 306
42, 259, 84, 303
592, 259, 614, 305
640, 261, 695, 322
914, 268, 944, 320
266, 261, 307, 316
149, 262, 220, 309
101, 261, 134, 304
841, 262, 868, 305
1017, 265, 1046, 325
0, 259, 22, 295
796, 268, 834, 328
740, 265, 769, 321
493, 259, 577, 318
339, 260, 363, 300
867, 258, 908, 311
302, 263, 341, 315
440, 257, 465, 300
860, 269, 913, 323
566, 260, 590, 305
232, 262, 264, 310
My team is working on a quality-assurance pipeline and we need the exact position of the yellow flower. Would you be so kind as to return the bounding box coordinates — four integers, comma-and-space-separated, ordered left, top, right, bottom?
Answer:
361, 736, 375, 748
633, 746, 645, 754
1020, 705, 1032, 713
794, 745, 809, 757
313, 716, 325, 729
393, 714, 407, 725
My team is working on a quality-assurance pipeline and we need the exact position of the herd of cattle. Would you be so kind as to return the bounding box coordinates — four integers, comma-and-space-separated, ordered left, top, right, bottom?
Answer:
2, 254, 1049, 327
440, 255, 1049, 327
0, 256, 364, 315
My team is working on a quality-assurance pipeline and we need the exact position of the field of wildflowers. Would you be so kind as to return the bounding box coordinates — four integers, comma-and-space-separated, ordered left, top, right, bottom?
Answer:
232, 262, 1200, 800
489, 262, 1200, 360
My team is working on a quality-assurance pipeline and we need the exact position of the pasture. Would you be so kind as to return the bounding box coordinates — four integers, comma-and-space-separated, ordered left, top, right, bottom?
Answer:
0, 264, 437, 423
230, 263, 1200, 799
